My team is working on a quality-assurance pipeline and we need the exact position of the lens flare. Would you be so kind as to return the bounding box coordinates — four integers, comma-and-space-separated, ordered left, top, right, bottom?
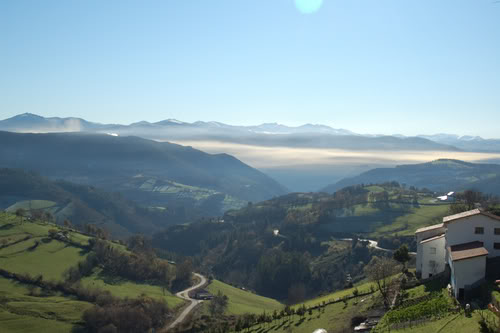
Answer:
295, 0, 324, 14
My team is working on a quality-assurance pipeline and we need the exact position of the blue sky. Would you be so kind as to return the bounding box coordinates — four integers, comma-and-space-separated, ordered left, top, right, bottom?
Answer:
1, 0, 499, 137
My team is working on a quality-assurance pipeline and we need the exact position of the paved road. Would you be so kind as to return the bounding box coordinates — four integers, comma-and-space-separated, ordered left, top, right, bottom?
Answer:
168, 273, 207, 330
341, 238, 416, 255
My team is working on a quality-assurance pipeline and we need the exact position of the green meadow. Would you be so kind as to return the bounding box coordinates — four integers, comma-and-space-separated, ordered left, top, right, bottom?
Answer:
81, 269, 184, 308
0, 276, 92, 333
0, 212, 185, 332
205, 279, 283, 315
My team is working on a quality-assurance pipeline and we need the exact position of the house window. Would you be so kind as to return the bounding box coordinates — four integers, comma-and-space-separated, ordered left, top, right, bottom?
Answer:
495, 228, 500, 235
494, 243, 500, 250
429, 260, 436, 267
430, 247, 436, 254
475, 227, 484, 234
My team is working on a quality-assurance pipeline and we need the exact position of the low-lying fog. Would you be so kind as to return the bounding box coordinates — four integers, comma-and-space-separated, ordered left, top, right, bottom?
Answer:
171, 140, 500, 192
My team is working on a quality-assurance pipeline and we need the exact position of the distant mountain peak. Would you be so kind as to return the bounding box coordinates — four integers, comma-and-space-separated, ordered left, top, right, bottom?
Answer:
9, 113, 44, 120
458, 135, 483, 142
130, 120, 151, 126
154, 119, 187, 126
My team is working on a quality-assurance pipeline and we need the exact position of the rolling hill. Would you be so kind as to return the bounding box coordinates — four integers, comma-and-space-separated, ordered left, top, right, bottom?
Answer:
0, 212, 184, 332
0, 168, 176, 237
322, 159, 500, 196
0, 131, 287, 219
153, 183, 453, 301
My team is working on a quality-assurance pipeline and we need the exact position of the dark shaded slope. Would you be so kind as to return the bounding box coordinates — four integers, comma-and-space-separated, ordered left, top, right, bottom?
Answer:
0, 131, 287, 205
0, 168, 168, 237
321, 159, 500, 195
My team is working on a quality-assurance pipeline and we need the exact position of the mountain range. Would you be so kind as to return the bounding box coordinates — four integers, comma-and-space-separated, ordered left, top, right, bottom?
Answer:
3, 114, 500, 193
1, 113, 491, 151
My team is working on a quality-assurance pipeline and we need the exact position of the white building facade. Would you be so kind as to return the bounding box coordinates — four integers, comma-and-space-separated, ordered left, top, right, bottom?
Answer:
415, 223, 446, 278
420, 235, 446, 279
448, 241, 488, 299
416, 209, 500, 299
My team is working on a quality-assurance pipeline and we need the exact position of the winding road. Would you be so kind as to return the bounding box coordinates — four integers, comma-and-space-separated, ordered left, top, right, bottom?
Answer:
341, 238, 416, 255
168, 273, 207, 330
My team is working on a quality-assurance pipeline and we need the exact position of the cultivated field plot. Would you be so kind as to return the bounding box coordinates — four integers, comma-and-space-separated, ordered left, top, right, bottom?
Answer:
81, 269, 185, 308
205, 279, 283, 315
231, 292, 380, 333
0, 237, 88, 281
0, 276, 91, 333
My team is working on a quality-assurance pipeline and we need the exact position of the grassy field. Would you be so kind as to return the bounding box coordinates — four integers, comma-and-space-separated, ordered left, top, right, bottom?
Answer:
231, 291, 381, 333
0, 212, 186, 332
372, 204, 451, 237
81, 269, 184, 308
0, 237, 88, 281
6, 200, 57, 212
297, 280, 376, 309
0, 213, 183, 306
388, 311, 486, 333
320, 199, 450, 237
204, 280, 283, 315
0, 214, 89, 280
0, 276, 92, 333
5, 200, 75, 224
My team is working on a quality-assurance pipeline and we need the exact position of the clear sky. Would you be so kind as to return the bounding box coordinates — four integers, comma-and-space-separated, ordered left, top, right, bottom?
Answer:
1, 0, 499, 137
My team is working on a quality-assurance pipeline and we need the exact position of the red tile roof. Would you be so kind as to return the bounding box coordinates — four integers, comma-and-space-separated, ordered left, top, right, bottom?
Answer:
448, 241, 488, 262
443, 209, 500, 224
420, 234, 445, 244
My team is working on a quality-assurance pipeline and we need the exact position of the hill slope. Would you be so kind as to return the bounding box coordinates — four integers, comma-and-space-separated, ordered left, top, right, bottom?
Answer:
153, 183, 451, 301
0, 131, 288, 218
0, 212, 184, 332
322, 159, 500, 196
0, 168, 173, 237
204, 279, 283, 315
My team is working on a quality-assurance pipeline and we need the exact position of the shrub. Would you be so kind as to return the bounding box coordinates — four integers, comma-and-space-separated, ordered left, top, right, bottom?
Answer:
82, 297, 169, 333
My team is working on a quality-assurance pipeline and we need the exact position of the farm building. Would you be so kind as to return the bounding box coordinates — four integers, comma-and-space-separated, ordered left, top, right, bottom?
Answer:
416, 208, 500, 299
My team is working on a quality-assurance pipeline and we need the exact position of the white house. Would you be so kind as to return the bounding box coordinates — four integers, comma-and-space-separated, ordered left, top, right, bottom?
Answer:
419, 234, 446, 279
448, 241, 488, 299
415, 223, 446, 278
416, 208, 500, 299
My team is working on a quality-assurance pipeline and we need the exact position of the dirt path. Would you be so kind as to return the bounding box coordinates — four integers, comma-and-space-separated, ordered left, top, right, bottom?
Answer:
167, 273, 207, 330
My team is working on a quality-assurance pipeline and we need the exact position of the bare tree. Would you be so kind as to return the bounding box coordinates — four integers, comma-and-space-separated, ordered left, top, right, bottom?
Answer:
364, 256, 401, 309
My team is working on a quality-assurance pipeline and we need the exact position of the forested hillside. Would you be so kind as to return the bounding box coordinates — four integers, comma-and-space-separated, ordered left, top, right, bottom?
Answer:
153, 183, 454, 301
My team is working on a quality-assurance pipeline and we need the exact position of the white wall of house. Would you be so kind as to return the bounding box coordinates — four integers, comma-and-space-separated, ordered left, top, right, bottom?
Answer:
445, 215, 500, 258
420, 236, 446, 279
449, 255, 486, 299
416, 225, 446, 275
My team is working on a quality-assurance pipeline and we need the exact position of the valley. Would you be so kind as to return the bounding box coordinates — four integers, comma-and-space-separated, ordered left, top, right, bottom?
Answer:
1, 156, 500, 332
2, 0, 500, 331
2, 126, 500, 332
